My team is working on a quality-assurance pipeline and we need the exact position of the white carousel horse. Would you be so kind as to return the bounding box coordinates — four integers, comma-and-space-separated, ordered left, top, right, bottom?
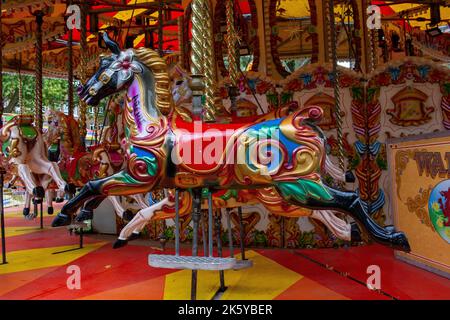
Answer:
0, 115, 68, 218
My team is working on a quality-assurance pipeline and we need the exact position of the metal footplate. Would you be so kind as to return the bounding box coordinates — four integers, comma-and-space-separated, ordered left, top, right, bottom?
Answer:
233, 259, 253, 270
149, 254, 237, 271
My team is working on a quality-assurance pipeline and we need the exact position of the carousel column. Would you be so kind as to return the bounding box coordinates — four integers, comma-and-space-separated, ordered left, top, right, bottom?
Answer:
225, 0, 239, 115
190, 0, 205, 120
202, 0, 218, 122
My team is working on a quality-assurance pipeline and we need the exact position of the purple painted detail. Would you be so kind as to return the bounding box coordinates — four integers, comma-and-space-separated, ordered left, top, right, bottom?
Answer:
128, 79, 144, 132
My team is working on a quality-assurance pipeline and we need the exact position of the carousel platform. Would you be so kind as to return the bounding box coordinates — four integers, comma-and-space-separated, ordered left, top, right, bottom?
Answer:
0, 204, 449, 300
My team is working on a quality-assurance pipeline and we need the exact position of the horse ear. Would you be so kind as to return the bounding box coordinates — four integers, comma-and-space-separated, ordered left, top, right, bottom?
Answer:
102, 32, 121, 55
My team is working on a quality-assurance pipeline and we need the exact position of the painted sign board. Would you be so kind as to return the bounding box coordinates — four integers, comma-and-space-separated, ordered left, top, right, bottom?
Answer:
387, 132, 450, 278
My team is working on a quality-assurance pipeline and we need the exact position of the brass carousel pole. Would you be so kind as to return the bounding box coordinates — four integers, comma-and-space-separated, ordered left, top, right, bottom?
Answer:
225, 0, 239, 115
201, 0, 218, 122
79, 0, 88, 146
34, 11, 45, 133
189, 0, 205, 120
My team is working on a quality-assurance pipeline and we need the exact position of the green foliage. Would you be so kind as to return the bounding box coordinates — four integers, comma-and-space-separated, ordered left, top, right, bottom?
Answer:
2, 73, 80, 114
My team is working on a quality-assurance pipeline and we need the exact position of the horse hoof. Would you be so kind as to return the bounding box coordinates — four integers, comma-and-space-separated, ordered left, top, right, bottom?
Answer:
55, 197, 65, 203
51, 213, 71, 227
23, 207, 30, 217
65, 184, 77, 196
76, 209, 93, 222
390, 232, 411, 252
33, 186, 45, 199
113, 239, 128, 249
122, 210, 134, 222
128, 232, 141, 241
48, 207, 54, 215
350, 222, 362, 242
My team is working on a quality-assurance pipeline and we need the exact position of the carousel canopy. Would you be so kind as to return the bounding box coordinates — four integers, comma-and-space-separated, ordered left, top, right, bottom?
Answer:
0, 0, 183, 78
1, 0, 449, 78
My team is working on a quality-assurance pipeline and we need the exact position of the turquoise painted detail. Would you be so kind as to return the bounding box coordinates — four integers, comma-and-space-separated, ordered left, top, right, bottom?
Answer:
276, 179, 333, 204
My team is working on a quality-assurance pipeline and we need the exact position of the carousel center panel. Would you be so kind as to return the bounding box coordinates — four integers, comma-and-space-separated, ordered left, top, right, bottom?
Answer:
387, 132, 450, 279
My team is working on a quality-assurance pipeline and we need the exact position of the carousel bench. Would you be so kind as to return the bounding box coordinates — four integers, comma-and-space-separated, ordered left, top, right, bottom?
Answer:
149, 254, 237, 271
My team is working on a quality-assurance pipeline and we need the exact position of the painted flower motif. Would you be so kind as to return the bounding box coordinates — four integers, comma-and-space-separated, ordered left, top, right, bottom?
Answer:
432, 201, 440, 212
110, 50, 143, 83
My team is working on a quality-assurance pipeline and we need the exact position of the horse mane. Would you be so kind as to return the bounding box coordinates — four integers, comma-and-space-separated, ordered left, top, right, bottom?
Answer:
133, 47, 173, 115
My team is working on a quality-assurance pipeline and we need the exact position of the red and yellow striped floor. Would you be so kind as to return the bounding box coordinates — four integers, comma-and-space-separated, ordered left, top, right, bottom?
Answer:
1, 204, 449, 300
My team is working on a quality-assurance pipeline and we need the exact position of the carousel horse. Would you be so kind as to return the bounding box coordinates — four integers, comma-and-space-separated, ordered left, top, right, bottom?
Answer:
45, 100, 148, 222
52, 33, 410, 252
44, 109, 91, 187
113, 159, 359, 248
0, 115, 70, 218
112, 70, 360, 246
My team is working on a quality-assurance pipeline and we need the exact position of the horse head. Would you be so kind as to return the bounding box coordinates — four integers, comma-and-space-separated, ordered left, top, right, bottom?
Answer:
169, 64, 192, 107
78, 32, 145, 107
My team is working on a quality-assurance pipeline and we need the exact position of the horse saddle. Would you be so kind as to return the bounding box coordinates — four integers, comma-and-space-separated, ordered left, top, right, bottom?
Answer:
171, 112, 258, 173
15, 115, 38, 145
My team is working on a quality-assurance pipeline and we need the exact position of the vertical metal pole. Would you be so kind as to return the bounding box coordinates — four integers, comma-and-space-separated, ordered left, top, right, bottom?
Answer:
67, 0, 74, 117
34, 11, 44, 133
191, 188, 201, 300
215, 210, 225, 292
175, 189, 180, 256
226, 208, 234, 258
80, 226, 84, 249
79, 0, 88, 145
0, 0, 3, 128
0, 1, 6, 266
0, 168, 7, 264
34, 200, 38, 221
328, 0, 344, 173
208, 191, 213, 257
201, 211, 207, 256
158, 0, 164, 57
40, 201, 43, 229
237, 207, 246, 260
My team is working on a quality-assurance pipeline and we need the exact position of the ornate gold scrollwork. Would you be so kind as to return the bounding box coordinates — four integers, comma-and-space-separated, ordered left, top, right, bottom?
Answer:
405, 186, 435, 232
